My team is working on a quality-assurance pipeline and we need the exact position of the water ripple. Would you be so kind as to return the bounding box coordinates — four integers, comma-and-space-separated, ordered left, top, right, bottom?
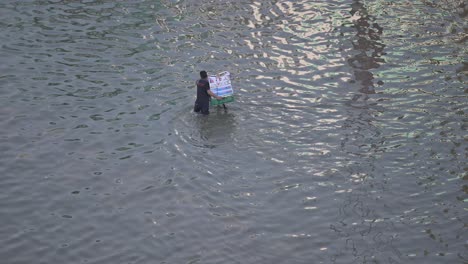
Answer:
0, 0, 467, 263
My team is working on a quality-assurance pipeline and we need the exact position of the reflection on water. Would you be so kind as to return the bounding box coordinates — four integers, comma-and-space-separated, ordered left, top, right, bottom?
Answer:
0, 0, 467, 263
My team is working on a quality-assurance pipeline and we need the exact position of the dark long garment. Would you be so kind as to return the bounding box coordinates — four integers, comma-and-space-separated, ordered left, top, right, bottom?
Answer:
194, 78, 211, 115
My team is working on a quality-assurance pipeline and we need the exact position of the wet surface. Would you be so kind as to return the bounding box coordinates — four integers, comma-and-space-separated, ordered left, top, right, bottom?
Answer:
0, 0, 467, 263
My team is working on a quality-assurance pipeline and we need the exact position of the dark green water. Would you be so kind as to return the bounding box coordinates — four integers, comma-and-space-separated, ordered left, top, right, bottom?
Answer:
0, 0, 467, 263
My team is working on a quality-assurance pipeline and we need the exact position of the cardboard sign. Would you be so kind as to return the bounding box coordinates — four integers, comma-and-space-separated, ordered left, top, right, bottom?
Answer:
209, 71, 234, 106
209, 72, 233, 96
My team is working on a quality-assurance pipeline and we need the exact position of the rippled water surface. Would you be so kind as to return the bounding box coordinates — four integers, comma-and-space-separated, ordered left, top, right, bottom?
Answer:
1, 0, 467, 263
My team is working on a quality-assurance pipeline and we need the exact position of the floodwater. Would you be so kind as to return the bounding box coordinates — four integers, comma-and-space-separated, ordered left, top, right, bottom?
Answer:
0, 0, 467, 263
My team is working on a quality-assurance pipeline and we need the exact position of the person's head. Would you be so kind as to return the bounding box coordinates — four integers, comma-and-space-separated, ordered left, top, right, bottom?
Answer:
200, 70, 208, 79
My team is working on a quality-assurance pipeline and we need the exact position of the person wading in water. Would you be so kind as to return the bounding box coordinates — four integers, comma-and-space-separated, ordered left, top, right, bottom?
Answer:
194, 70, 223, 115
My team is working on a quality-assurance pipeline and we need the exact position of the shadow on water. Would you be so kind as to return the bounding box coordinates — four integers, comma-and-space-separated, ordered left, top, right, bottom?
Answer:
348, 0, 385, 96
173, 105, 237, 149
196, 106, 237, 148
341, 0, 386, 157
333, 1, 402, 263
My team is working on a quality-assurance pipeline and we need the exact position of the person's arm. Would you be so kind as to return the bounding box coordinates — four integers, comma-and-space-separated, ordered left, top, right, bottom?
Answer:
207, 89, 223, 100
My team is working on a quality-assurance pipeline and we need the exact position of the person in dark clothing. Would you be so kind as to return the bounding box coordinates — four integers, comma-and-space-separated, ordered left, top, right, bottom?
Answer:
194, 71, 223, 115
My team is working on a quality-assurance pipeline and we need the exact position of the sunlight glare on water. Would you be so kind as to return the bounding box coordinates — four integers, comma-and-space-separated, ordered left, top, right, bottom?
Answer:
0, 0, 466, 263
